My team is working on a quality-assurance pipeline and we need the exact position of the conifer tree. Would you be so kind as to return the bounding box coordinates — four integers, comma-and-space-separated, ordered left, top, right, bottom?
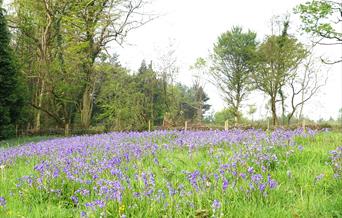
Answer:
0, 3, 23, 139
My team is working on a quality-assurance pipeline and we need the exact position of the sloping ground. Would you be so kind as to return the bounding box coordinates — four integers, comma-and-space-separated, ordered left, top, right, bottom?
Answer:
0, 129, 341, 217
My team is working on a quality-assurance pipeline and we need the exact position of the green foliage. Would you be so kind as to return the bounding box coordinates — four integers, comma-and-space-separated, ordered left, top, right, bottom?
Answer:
214, 108, 239, 124
295, 0, 341, 42
253, 24, 308, 125
255, 35, 307, 91
167, 84, 211, 124
0, 6, 24, 139
95, 59, 212, 131
96, 64, 145, 131
9, 0, 152, 132
211, 26, 257, 123
136, 60, 167, 125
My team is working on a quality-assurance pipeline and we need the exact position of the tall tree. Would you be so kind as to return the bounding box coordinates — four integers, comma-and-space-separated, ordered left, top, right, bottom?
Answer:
253, 22, 307, 125
96, 63, 145, 130
10, 0, 153, 132
190, 58, 210, 123
12, 0, 72, 131
210, 27, 257, 123
168, 83, 210, 125
191, 84, 211, 123
287, 55, 327, 124
136, 60, 166, 126
156, 41, 179, 113
0, 3, 24, 139
66, 0, 153, 128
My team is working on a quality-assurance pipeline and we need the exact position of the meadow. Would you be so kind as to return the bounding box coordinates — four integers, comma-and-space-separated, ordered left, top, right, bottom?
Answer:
0, 129, 341, 218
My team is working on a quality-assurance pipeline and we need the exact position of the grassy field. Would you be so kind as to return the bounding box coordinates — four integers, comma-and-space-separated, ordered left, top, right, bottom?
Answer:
0, 136, 57, 148
0, 130, 341, 217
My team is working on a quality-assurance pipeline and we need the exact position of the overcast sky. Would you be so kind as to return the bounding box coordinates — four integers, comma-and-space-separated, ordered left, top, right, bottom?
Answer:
111, 0, 342, 121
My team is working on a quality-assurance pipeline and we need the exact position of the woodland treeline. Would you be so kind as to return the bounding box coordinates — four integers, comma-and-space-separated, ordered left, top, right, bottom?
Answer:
0, 0, 341, 139
0, 0, 212, 138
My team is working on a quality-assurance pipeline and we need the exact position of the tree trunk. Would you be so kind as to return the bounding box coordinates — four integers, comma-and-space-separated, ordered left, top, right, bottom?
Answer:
35, 79, 45, 131
80, 85, 93, 128
298, 102, 304, 120
271, 96, 278, 126
287, 111, 295, 126
234, 102, 241, 125
280, 90, 286, 126
197, 89, 203, 124
64, 122, 70, 136
197, 103, 203, 124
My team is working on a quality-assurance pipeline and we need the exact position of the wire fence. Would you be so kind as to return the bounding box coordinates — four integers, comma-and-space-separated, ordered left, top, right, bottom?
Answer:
15, 120, 341, 137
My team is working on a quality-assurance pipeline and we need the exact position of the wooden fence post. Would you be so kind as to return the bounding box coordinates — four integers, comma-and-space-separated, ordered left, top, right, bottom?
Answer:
64, 123, 70, 136
302, 119, 306, 132
224, 120, 229, 131
185, 121, 188, 131
267, 119, 270, 131
148, 120, 151, 132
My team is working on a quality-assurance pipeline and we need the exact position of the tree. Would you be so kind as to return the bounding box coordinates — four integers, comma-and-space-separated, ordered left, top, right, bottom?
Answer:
169, 83, 210, 124
190, 57, 210, 123
214, 108, 238, 125
287, 55, 327, 124
253, 21, 307, 125
65, 0, 154, 128
156, 40, 179, 113
247, 104, 257, 122
11, 0, 74, 132
136, 60, 166, 126
210, 27, 257, 123
0, 3, 24, 139
295, 0, 342, 64
96, 64, 145, 131
9, 0, 154, 132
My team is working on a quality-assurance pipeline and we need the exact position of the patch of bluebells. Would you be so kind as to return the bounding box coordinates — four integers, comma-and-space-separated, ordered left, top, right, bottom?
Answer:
0, 129, 318, 215
329, 146, 342, 178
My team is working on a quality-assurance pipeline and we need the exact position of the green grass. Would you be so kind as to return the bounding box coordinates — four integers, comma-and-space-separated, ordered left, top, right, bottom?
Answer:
0, 132, 341, 217
0, 136, 58, 148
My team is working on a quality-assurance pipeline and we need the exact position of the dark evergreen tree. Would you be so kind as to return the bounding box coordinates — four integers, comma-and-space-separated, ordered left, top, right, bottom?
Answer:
0, 4, 24, 139
136, 60, 166, 126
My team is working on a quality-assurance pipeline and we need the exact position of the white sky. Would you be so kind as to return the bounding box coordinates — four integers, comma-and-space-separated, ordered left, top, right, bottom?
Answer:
113, 0, 342, 121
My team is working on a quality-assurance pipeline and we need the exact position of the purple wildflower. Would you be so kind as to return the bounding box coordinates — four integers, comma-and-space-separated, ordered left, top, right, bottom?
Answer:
251, 174, 263, 184
261, 165, 266, 172
239, 173, 246, 179
212, 199, 221, 210
269, 179, 278, 189
0, 197, 6, 207
71, 195, 78, 205
298, 145, 304, 152
222, 179, 229, 191
247, 167, 254, 174
315, 174, 325, 183
259, 183, 266, 192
